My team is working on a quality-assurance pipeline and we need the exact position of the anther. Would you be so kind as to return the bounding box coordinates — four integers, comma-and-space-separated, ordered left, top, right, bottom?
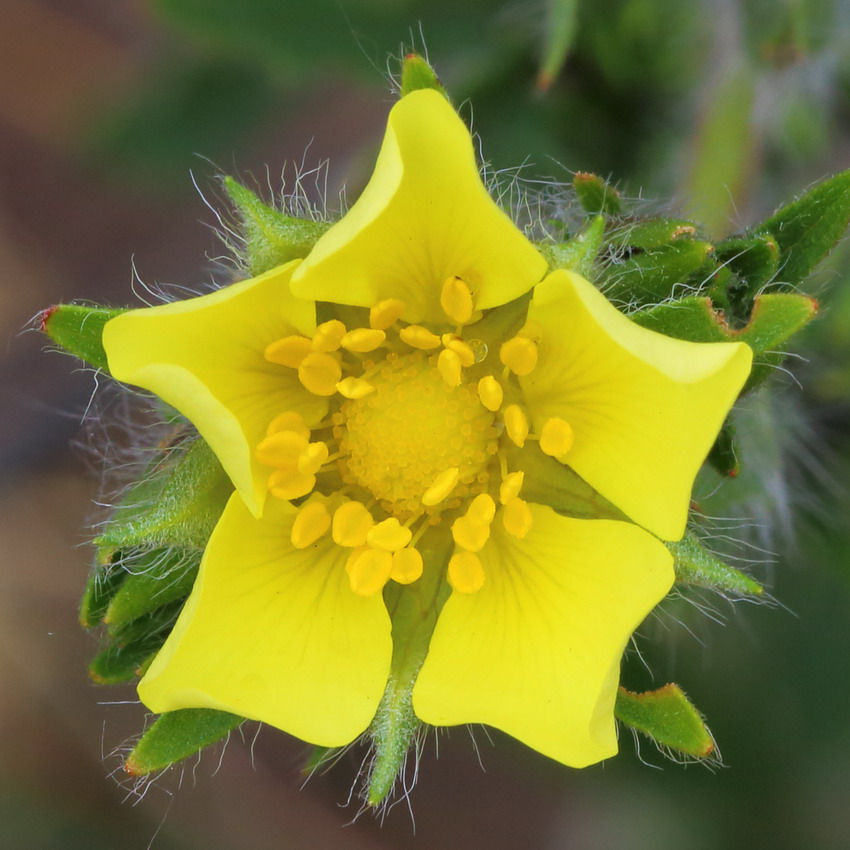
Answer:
255, 430, 308, 468
390, 548, 424, 584
499, 335, 538, 376
332, 501, 375, 547
504, 404, 529, 447
451, 515, 491, 552
448, 550, 485, 593
311, 319, 347, 352
421, 467, 460, 506
335, 376, 375, 399
540, 417, 574, 459
499, 470, 525, 504
346, 547, 393, 596
370, 299, 406, 330
266, 410, 310, 440
502, 497, 533, 538
297, 441, 329, 475
441, 334, 476, 367
366, 518, 413, 552
399, 325, 441, 350
298, 352, 342, 396
290, 500, 331, 549
264, 335, 313, 368
440, 276, 474, 325
268, 468, 316, 501
340, 328, 386, 353
467, 493, 496, 526
437, 348, 463, 387
477, 376, 503, 412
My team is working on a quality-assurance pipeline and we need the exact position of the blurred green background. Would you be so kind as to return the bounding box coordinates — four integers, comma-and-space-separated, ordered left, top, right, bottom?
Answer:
3, 0, 850, 847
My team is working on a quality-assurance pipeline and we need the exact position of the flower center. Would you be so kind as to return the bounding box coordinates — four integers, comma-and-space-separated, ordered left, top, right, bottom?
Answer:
336, 352, 497, 518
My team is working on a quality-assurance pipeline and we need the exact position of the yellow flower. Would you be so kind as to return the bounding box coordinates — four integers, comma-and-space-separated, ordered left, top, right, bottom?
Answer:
102, 90, 752, 767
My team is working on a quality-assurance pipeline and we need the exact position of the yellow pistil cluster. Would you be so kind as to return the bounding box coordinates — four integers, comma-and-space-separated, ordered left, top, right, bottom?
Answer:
258, 277, 576, 599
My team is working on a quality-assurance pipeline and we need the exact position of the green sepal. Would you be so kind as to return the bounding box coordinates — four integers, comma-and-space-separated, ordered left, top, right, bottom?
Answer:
615, 684, 715, 759
399, 53, 449, 100
537, 0, 579, 91
507, 445, 629, 522
96, 438, 231, 558
79, 559, 128, 629
602, 240, 715, 305
614, 218, 697, 251
632, 293, 818, 391
755, 168, 850, 286
223, 177, 331, 277
573, 172, 621, 215
669, 532, 764, 597
124, 709, 245, 776
707, 421, 740, 478
366, 528, 452, 806
539, 215, 605, 277
40, 304, 124, 371
109, 599, 184, 648
715, 233, 780, 298
89, 632, 167, 685
104, 548, 200, 632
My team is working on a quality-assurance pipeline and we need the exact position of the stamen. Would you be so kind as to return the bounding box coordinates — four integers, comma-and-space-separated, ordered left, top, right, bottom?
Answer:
312, 319, 347, 352
340, 328, 386, 353
440, 276, 474, 324
335, 376, 375, 399
255, 430, 308, 467
499, 470, 525, 504
499, 335, 538, 376
399, 325, 441, 350
268, 468, 316, 501
451, 515, 490, 552
390, 548, 424, 584
266, 411, 310, 440
448, 550, 485, 593
502, 497, 533, 538
366, 517, 413, 552
290, 500, 331, 549
370, 298, 406, 330
421, 467, 460, 506
297, 441, 329, 475
437, 348, 462, 387
504, 404, 529, 447
540, 417, 574, 459
442, 334, 475, 367
332, 501, 375, 547
265, 335, 313, 368
467, 493, 496, 526
298, 352, 342, 396
346, 546, 393, 596
477, 376, 503, 412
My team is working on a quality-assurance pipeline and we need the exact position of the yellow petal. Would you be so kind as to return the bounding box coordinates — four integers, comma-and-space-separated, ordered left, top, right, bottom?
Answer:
103, 262, 326, 518
413, 503, 673, 767
520, 270, 753, 540
290, 90, 547, 323
138, 495, 392, 747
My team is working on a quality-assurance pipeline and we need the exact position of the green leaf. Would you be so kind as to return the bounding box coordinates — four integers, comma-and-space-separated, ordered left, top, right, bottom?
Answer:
400, 54, 449, 100
40, 304, 124, 371
756, 169, 850, 285
223, 177, 331, 276
537, 0, 580, 91
507, 445, 628, 522
602, 240, 715, 306
96, 439, 232, 557
79, 559, 128, 629
670, 532, 764, 597
615, 684, 715, 759
104, 549, 200, 631
539, 215, 605, 277
125, 709, 244, 776
632, 293, 818, 391
715, 233, 780, 296
707, 421, 740, 478
366, 528, 452, 806
573, 172, 621, 215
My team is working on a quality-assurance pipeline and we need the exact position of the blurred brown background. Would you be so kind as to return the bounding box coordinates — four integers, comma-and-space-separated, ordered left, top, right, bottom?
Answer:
4, 1, 850, 848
